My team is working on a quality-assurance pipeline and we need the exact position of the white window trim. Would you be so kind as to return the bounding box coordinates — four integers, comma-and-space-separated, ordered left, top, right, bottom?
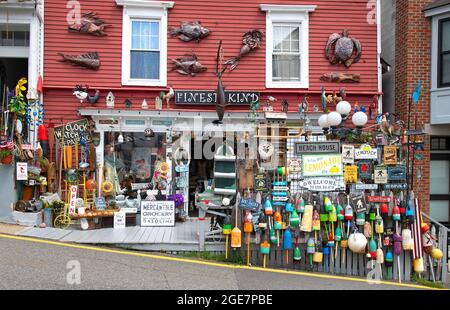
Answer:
261, 4, 316, 89
116, 0, 174, 87
430, 10, 450, 91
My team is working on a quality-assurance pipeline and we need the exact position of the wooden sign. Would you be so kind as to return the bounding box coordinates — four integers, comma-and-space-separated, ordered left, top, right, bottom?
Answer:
355, 184, 379, 190
175, 90, 260, 105
295, 141, 340, 155
355, 144, 378, 160
342, 145, 355, 164
302, 154, 343, 177
255, 173, 268, 192
374, 166, 388, 184
141, 201, 175, 227
300, 177, 345, 192
239, 198, 260, 212
54, 119, 92, 146
384, 146, 398, 165
352, 193, 368, 213
358, 160, 373, 180
383, 183, 408, 190
388, 166, 407, 181
367, 196, 392, 203
344, 165, 358, 184
288, 159, 301, 172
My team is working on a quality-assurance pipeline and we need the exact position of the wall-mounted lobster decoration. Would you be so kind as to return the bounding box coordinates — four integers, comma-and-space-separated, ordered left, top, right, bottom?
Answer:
325, 29, 362, 68
225, 29, 263, 71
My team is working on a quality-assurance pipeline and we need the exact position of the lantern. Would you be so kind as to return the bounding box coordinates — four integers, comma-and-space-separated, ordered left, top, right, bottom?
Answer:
348, 231, 368, 254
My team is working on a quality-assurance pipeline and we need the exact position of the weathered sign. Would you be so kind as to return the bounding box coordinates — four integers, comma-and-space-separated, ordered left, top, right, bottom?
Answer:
374, 166, 388, 184
352, 193, 368, 213
295, 141, 340, 155
342, 145, 355, 164
355, 184, 379, 190
302, 154, 343, 177
383, 183, 408, 190
367, 196, 392, 203
239, 198, 260, 212
358, 160, 373, 180
388, 165, 407, 181
355, 144, 378, 160
175, 90, 260, 105
344, 165, 358, 184
255, 173, 268, 192
54, 119, 92, 146
384, 146, 398, 165
141, 201, 175, 227
299, 177, 345, 192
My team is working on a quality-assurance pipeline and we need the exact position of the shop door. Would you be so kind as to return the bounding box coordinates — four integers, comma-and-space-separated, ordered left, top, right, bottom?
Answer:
430, 153, 450, 227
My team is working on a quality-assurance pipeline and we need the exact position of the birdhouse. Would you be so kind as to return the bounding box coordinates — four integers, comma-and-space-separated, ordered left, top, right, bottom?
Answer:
141, 99, 149, 109
106, 91, 115, 108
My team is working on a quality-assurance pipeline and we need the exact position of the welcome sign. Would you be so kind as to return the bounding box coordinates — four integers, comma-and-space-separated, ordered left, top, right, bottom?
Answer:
302, 154, 343, 177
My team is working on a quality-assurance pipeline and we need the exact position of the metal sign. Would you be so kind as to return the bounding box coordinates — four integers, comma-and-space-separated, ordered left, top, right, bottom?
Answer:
374, 166, 388, 184
384, 146, 398, 165
255, 173, 268, 192
295, 141, 340, 155
352, 193, 368, 213
94, 197, 106, 210
383, 183, 408, 190
239, 198, 260, 212
355, 184, 379, 190
342, 145, 355, 164
344, 165, 358, 184
388, 166, 407, 181
368, 196, 392, 203
175, 90, 260, 105
300, 177, 345, 192
355, 144, 378, 160
68, 185, 78, 215
302, 154, 343, 177
358, 160, 373, 180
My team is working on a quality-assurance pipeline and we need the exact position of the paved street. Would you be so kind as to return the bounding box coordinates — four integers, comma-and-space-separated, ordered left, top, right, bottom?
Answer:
0, 234, 432, 290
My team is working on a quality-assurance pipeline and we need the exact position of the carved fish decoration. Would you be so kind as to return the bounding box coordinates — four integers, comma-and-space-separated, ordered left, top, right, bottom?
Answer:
225, 29, 263, 71
68, 12, 110, 37
320, 72, 361, 83
171, 54, 207, 76
58, 52, 101, 70
170, 21, 211, 43
213, 77, 228, 125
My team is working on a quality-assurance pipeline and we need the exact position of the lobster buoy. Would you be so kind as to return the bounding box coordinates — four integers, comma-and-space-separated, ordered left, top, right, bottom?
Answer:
392, 205, 401, 221
324, 197, 333, 213
344, 203, 353, 221
399, 201, 406, 215
368, 239, 377, 259
313, 250, 323, 263
312, 209, 321, 231
402, 228, 414, 251
348, 231, 368, 254
243, 211, 253, 233
330, 204, 337, 222
264, 198, 273, 216
336, 203, 344, 221
307, 238, 316, 254
393, 233, 402, 256
431, 248, 443, 260
294, 236, 301, 261
369, 205, 377, 221
364, 222, 372, 238
335, 227, 342, 242
328, 232, 335, 247
385, 250, 393, 266
413, 258, 424, 274
375, 215, 384, 234
376, 248, 384, 264
231, 226, 242, 248
285, 202, 294, 213
380, 203, 389, 217
319, 203, 329, 223
289, 210, 300, 227
297, 197, 305, 214
283, 228, 292, 250
406, 197, 415, 222
223, 216, 232, 235
273, 210, 282, 230
261, 239, 270, 255
356, 213, 365, 226
269, 228, 277, 244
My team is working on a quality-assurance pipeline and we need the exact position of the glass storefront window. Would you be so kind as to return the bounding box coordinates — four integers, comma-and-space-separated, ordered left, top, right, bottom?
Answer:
103, 132, 167, 194
430, 160, 450, 195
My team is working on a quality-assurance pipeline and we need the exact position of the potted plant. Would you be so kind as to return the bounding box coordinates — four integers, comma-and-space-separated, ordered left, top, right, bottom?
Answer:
0, 149, 13, 165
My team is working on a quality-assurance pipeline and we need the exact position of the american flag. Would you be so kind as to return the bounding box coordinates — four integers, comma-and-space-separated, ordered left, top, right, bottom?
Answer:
412, 198, 423, 260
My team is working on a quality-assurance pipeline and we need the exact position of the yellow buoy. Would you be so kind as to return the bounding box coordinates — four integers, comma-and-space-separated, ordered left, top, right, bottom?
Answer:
431, 248, 443, 260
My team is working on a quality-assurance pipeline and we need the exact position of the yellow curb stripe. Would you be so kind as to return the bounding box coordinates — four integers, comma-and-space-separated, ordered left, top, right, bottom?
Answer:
0, 233, 446, 290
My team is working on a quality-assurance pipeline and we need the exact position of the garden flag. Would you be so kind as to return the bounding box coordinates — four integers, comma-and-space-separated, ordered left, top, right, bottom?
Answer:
412, 80, 422, 104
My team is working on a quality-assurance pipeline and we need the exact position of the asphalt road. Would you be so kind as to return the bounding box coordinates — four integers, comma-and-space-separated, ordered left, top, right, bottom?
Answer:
0, 234, 429, 290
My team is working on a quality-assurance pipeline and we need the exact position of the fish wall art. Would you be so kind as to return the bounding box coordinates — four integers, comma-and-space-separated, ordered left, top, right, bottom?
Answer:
58, 52, 101, 70
171, 53, 207, 76
68, 12, 110, 37
170, 21, 211, 43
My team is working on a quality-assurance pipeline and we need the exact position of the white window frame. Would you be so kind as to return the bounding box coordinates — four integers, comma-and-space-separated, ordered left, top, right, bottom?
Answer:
261, 4, 316, 89
116, 0, 174, 87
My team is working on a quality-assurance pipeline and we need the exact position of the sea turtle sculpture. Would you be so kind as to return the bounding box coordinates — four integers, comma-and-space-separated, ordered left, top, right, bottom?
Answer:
325, 29, 362, 68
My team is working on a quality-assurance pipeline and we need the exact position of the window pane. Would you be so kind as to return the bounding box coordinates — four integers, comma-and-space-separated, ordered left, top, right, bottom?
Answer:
130, 51, 160, 79
430, 160, 449, 195
430, 201, 449, 223
272, 54, 300, 81
442, 54, 450, 85
442, 20, 450, 51
273, 25, 300, 53
151, 22, 159, 36
131, 21, 159, 50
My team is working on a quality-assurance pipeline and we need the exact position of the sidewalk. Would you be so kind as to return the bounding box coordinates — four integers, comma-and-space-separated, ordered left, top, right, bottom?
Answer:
0, 223, 27, 235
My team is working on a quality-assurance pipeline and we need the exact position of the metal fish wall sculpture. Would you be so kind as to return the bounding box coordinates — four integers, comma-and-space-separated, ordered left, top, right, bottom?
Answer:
68, 12, 110, 37
170, 21, 211, 43
58, 52, 101, 70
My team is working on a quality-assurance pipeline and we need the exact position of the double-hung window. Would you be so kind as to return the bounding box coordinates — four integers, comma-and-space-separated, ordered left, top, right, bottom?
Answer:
117, 0, 174, 87
261, 4, 316, 89
438, 18, 450, 88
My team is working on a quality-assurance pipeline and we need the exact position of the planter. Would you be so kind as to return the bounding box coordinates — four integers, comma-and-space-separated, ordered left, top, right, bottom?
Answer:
0, 154, 13, 165
43, 208, 53, 227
